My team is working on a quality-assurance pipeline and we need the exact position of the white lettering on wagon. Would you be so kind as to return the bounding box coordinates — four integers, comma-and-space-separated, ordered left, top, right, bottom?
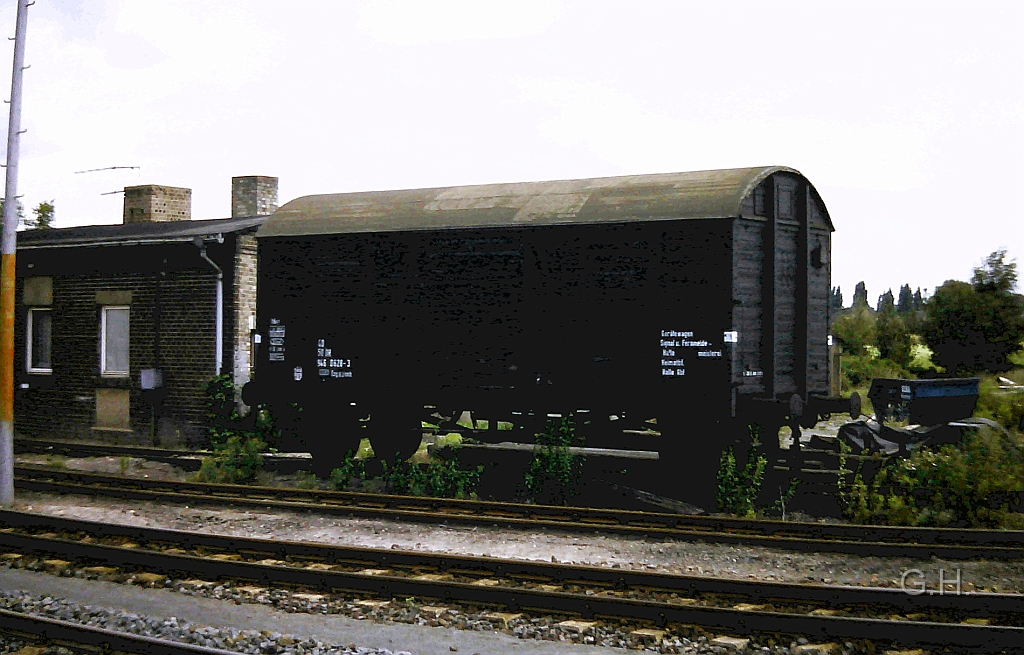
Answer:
268, 319, 285, 362
660, 327, 727, 376
317, 339, 354, 381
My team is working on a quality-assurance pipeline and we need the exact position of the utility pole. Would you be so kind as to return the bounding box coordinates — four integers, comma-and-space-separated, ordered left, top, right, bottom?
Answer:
1, 0, 32, 506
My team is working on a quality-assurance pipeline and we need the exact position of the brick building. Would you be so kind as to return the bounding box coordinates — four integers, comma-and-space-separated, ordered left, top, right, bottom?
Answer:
13, 176, 276, 447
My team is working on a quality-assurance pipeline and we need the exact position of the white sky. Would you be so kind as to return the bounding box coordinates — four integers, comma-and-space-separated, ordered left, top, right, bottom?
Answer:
1, 0, 1022, 305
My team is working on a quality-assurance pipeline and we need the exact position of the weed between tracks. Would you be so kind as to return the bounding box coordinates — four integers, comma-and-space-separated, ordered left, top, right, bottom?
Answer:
328, 450, 482, 500
324, 415, 588, 503
716, 426, 799, 519
521, 415, 586, 506
197, 375, 271, 485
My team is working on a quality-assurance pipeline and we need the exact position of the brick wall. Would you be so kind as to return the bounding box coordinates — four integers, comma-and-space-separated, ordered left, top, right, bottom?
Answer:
14, 243, 231, 447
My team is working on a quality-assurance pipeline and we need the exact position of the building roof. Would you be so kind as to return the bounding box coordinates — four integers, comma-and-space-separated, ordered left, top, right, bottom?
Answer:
16, 215, 266, 249
261, 166, 827, 237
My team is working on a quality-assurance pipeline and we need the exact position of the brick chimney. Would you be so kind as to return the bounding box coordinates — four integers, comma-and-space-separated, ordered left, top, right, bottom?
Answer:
123, 185, 191, 223
231, 176, 278, 217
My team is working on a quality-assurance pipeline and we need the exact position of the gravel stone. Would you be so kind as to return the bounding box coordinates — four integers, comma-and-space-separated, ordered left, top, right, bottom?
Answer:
0, 588, 400, 655
10, 454, 1018, 654
11, 485, 1022, 596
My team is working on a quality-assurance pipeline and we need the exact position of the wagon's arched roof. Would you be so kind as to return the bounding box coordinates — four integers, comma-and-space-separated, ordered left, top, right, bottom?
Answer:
261, 166, 830, 237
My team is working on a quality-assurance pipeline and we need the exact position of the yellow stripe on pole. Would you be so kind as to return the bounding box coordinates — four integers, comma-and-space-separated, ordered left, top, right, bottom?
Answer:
0, 253, 13, 423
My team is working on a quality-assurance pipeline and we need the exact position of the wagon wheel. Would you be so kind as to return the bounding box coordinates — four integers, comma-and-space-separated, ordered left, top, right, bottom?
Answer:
299, 404, 363, 478
368, 408, 426, 462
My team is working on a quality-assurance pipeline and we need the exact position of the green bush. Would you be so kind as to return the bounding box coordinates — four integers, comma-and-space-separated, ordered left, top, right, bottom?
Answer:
329, 450, 366, 491
908, 338, 941, 374
196, 374, 266, 484
330, 449, 481, 499
716, 446, 765, 518
383, 454, 482, 499
836, 444, 888, 524
837, 427, 1024, 529
841, 354, 910, 390
717, 426, 765, 517
920, 252, 1024, 374
196, 433, 266, 485
524, 415, 585, 505
716, 425, 799, 518
832, 304, 877, 356
205, 374, 241, 448
974, 372, 1024, 434
876, 309, 912, 369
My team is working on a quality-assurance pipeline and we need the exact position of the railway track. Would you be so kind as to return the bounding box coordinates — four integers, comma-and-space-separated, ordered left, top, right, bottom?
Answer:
0, 509, 1021, 652
14, 438, 312, 473
0, 606, 239, 655
14, 464, 1024, 560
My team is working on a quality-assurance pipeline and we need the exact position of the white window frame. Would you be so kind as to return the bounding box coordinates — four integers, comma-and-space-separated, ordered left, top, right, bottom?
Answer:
26, 307, 52, 374
100, 305, 130, 377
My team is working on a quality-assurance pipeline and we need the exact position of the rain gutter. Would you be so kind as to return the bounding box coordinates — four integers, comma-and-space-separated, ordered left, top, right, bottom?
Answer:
194, 237, 224, 377
17, 234, 226, 249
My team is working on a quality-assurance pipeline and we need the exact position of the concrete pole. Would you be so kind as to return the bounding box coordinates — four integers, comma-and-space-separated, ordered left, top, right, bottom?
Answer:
1, 0, 31, 506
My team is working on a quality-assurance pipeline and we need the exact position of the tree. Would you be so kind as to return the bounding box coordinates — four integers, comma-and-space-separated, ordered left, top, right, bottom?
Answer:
25, 200, 54, 229
920, 250, 1024, 374
876, 289, 895, 313
0, 198, 25, 230
971, 249, 1017, 294
897, 284, 914, 314
832, 304, 877, 356
913, 288, 924, 311
853, 281, 868, 308
829, 286, 844, 314
876, 295, 912, 368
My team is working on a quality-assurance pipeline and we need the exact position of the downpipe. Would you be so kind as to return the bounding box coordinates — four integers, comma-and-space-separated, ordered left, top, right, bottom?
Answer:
195, 238, 223, 377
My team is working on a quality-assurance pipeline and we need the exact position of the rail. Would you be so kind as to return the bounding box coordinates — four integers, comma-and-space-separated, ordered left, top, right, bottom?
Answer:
0, 607, 240, 655
0, 510, 1020, 651
14, 465, 1024, 559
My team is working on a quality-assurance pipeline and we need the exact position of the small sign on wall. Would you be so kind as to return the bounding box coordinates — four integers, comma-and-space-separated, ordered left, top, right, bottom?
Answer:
140, 368, 163, 389
268, 319, 286, 361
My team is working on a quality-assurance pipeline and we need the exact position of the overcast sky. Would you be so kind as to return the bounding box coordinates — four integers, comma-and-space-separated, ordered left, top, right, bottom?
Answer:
1, 0, 1021, 305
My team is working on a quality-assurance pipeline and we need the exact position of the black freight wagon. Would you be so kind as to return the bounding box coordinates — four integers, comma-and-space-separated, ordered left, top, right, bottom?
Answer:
243, 166, 836, 500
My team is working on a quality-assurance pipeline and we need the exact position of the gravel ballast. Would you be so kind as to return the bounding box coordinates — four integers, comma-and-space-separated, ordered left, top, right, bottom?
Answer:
7, 454, 1022, 654
0, 581, 870, 655
0, 568, 612, 655
13, 488, 1023, 595
0, 587, 408, 655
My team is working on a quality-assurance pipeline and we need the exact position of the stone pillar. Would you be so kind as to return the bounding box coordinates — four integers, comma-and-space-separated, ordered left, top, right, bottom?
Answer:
233, 234, 258, 403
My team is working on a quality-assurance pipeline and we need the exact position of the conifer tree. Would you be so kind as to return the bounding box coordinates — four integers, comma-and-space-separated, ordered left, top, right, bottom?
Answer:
876, 289, 895, 313
897, 284, 913, 314
853, 281, 868, 308
829, 286, 844, 313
